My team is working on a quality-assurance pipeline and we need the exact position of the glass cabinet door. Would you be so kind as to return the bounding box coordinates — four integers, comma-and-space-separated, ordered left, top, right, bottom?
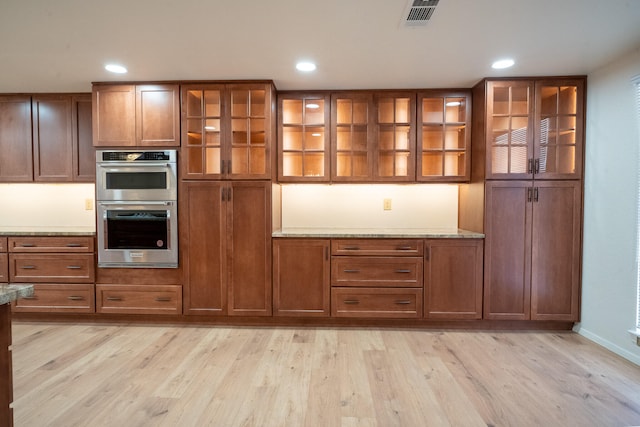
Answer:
182, 84, 225, 179
374, 93, 415, 181
278, 93, 330, 181
331, 93, 373, 181
486, 81, 534, 179
418, 91, 470, 181
534, 79, 584, 179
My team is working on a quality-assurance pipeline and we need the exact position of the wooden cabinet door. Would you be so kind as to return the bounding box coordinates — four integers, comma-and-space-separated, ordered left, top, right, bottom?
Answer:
530, 181, 582, 321
32, 95, 73, 181
136, 84, 180, 147
484, 181, 532, 320
72, 94, 95, 181
0, 95, 33, 181
0, 253, 7, 283
93, 85, 135, 147
273, 239, 330, 317
227, 181, 272, 316
181, 181, 227, 315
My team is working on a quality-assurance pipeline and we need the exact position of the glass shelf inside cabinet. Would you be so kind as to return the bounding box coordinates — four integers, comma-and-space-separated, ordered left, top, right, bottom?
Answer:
281, 97, 327, 178
419, 96, 468, 179
489, 85, 530, 175
538, 85, 578, 175
376, 96, 412, 178
185, 89, 222, 175
231, 89, 267, 176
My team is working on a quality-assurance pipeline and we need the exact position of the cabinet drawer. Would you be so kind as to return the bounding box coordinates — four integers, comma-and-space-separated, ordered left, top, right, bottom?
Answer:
0, 237, 6, 252
9, 254, 95, 283
8, 236, 94, 253
0, 253, 7, 283
96, 284, 182, 315
331, 257, 423, 287
331, 239, 423, 256
12, 284, 95, 313
331, 287, 423, 318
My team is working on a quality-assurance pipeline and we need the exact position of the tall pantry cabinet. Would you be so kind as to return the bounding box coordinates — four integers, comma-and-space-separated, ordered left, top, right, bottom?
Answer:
466, 77, 585, 321
180, 82, 275, 316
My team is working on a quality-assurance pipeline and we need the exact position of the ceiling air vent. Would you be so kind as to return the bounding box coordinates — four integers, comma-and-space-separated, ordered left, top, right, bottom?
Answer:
402, 0, 440, 27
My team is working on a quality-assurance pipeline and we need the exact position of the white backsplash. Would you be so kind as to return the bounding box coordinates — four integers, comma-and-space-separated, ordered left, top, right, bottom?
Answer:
280, 184, 458, 230
0, 183, 95, 229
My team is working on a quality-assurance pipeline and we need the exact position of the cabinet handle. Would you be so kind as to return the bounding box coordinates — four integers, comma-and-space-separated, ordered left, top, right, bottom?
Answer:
425, 247, 430, 261
394, 269, 412, 273
19, 243, 35, 247
527, 158, 534, 174
227, 160, 232, 175
66, 243, 82, 247
67, 296, 85, 301
66, 265, 82, 269
228, 187, 232, 201
221, 188, 226, 202
343, 246, 360, 251
533, 187, 539, 202
221, 159, 226, 175
527, 187, 533, 202
21, 265, 36, 269
343, 269, 360, 273
396, 246, 413, 251
155, 297, 172, 302
106, 296, 123, 301
534, 159, 540, 174
394, 300, 412, 305
343, 299, 360, 305
325, 246, 329, 261
22, 296, 37, 300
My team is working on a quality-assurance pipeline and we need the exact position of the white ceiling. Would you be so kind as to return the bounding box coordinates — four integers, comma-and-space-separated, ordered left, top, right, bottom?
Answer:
1, 0, 639, 93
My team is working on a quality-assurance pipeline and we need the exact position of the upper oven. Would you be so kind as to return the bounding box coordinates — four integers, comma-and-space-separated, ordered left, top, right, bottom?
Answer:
96, 150, 177, 201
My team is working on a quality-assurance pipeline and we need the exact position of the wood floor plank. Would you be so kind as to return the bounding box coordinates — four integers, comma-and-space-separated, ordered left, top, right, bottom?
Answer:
10, 322, 640, 427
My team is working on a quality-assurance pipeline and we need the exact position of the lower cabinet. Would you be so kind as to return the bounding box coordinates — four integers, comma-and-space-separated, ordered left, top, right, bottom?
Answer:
12, 284, 94, 313
423, 239, 484, 319
272, 239, 330, 317
96, 284, 182, 315
181, 181, 272, 316
0, 237, 6, 283
332, 287, 423, 318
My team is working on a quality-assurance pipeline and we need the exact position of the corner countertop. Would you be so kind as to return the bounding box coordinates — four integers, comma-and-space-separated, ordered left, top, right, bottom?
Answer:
0, 227, 96, 236
272, 228, 484, 239
0, 284, 34, 305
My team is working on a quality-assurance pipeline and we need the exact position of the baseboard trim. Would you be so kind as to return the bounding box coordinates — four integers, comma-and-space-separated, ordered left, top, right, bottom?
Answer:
574, 324, 640, 365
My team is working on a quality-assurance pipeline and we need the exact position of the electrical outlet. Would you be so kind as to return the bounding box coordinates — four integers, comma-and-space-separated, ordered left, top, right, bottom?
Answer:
84, 198, 93, 210
383, 198, 392, 210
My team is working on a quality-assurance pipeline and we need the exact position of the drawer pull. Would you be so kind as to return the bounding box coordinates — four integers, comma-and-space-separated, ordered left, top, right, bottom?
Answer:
21, 265, 36, 269
343, 269, 361, 273
155, 297, 172, 302
22, 296, 37, 300
394, 269, 412, 274
343, 246, 360, 251
396, 246, 413, 250
19, 243, 36, 247
67, 296, 85, 301
394, 300, 412, 305
66, 243, 82, 247
66, 265, 82, 269
106, 296, 123, 301
343, 299, 360, 305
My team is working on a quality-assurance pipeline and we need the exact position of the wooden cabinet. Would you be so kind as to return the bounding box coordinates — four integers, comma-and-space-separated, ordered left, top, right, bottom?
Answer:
72, 94, 95, 181
0, 303, 13, 426
32, 95, 73, 181
92, 83, 180, 147
483, 181, 582, 321
331, 239, 423, 318
181, 82, 275, 180
479, 78, 584, 180
417, 91, 471, 182
181, 181, 272, 316
278, 93, 331, 182
0, 238, 7, 283
423, 239, 483, 319
96, 284, 181, 315
8, 236, 95, 313
272, 239, 330, 317
0, 96, 33, 182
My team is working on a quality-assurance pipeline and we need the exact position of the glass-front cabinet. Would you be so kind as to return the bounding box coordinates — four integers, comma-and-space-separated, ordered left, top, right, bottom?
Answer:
418, 91, 470, 181
374, 92, 416, 181
485, 78, 584, 180
278, 93, 330, 182
181, 82, 273, 180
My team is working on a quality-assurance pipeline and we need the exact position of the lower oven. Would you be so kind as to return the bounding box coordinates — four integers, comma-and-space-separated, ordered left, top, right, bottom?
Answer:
97, 201, 178, 268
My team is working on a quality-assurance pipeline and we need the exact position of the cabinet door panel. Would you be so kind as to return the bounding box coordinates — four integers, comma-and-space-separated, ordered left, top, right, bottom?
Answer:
181, 182, 227, 315
228, 181, 271, 316
273, 239, 330, 317
0, 254, 7, 283
484, 181, 532, 319
32, 95, 73, 181
136, 84, 180, 147
72, 94, 95, 181
0, 96, 33, 181
531, 181, 582, 320
92, 85, 135, 147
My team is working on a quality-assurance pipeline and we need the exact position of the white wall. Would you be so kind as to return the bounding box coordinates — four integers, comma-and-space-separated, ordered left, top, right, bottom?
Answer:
0, 184, 95, 230
280, 184, 458, 230
576, 46, 640, 364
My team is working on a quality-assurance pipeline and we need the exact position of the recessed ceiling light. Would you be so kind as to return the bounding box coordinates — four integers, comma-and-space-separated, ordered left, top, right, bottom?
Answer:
296, 61, 316, 72
306, 103, 320, 109
491, 59, 515, 70
105, 64, 127, 74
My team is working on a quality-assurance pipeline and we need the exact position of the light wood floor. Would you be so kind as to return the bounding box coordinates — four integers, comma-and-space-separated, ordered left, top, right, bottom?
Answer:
10, 322, 640, 427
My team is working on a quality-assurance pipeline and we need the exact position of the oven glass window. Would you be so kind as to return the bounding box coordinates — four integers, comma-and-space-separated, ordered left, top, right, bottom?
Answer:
106, 172, 167, 190
106, 210, 169, 249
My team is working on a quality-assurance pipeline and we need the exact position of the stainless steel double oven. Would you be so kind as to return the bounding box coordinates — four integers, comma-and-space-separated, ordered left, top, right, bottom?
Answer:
96, 150, 178, 268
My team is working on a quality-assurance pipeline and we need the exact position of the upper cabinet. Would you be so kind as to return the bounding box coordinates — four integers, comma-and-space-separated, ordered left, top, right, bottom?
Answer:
0, 96, 33, 181
479, 78, 584, 180
181, 82, 275, 180
92, 83, 180, 147
417, 91, 471, 182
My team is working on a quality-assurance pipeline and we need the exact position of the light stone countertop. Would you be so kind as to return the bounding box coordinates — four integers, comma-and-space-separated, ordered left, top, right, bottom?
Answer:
272, 228, 484, 239
0, 284, 34, 305
0, 226, 95, 236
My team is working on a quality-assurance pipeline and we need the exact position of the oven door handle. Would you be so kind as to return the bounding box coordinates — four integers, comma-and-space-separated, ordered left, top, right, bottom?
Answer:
98, 163, 173, 169
98, 201, 174, 207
